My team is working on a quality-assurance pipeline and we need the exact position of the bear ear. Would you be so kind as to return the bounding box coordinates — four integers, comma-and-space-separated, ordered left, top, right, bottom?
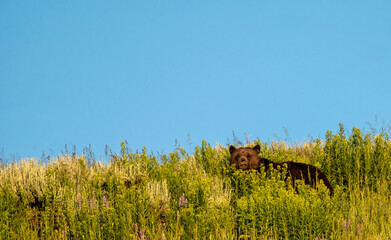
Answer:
253, 145, 260, 153
229, 145, 236, 154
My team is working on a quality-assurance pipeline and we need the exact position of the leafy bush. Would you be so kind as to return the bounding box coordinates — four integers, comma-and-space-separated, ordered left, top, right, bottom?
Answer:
1, 126, 391, 239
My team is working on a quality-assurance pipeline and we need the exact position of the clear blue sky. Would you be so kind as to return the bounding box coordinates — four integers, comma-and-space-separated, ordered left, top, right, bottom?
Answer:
1, 1, 391, 160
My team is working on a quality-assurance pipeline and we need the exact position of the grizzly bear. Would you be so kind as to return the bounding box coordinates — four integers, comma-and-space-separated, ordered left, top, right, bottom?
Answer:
229, 145, 334, 196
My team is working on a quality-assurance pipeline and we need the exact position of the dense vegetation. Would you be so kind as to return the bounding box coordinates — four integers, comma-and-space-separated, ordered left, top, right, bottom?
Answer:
1, 125, 391, 239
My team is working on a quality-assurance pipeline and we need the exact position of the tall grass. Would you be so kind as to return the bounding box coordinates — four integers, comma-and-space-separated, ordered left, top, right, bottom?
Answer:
1, 125, 391, 239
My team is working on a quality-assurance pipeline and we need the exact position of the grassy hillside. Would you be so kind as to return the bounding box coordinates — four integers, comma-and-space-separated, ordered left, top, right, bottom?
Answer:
1, 125, 391, 239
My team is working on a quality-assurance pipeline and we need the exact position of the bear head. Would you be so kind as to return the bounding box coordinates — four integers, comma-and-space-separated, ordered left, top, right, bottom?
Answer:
229, 145, 261, 170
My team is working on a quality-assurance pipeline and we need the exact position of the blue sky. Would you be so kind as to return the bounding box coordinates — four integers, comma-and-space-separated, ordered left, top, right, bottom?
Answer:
1, 1, 391, 160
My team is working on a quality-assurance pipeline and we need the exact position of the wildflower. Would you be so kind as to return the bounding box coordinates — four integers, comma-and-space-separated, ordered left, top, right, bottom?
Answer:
89, 199, 94, 212
140, 227, 145, 238
134, 223, 138, 238
178, 193, 188, 208
77, 193, 82, 210
134, 223, 149, 240
343, 219, 350, 231
102, 196, 109, 210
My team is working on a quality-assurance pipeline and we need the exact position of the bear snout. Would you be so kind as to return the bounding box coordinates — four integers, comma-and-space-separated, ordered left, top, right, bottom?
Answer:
238, 157, 248, 168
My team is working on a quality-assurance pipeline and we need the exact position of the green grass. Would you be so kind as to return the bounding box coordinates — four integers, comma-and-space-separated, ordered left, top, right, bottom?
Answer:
1, 125, 391, 239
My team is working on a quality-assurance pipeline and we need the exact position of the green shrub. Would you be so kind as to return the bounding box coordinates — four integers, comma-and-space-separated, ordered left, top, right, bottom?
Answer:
0, 126, 390, 239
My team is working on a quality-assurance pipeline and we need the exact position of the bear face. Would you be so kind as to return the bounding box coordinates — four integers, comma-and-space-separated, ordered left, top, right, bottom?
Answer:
229, 145, 261, 170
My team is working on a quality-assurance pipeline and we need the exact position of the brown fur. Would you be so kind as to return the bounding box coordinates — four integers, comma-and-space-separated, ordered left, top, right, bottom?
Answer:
229, 145, 334, 196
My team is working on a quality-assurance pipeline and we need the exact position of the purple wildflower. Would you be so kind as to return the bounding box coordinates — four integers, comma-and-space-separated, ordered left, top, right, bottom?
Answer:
140, 227, 145, 238
102, 196, 109, 210
343, 219, 351, 231
135, 223, 139, 238
77, 193, 82, 209
89, 199, 94, 212
134, 223, 149, 240
178, 193, 188, 208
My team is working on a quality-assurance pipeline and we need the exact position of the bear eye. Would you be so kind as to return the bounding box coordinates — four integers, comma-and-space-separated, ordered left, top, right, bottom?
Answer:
235, 156, 239, 160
